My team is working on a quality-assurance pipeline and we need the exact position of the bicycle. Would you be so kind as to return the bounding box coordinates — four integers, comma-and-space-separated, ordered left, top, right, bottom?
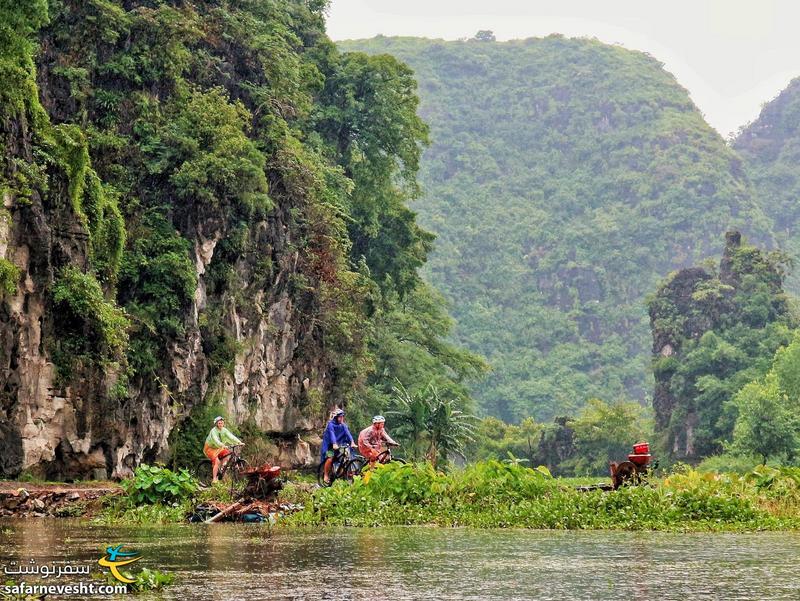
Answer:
317, 446, 363, 487
194, 444, 249, 487
354, 445, 406, 475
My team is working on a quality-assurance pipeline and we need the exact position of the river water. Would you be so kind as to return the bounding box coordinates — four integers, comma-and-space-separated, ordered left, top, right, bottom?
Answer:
1, 519, 799, 600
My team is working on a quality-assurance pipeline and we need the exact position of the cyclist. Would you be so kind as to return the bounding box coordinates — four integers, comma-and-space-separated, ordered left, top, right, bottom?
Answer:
320, 408, 356, 485
204, 416, 244, 483
358, 415, 398, 466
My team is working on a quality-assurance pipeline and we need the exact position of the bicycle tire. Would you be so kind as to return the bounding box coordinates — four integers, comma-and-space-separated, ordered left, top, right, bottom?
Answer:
194, 459, 213, 486
345, 457, 366, 481
230, 458, 249, 481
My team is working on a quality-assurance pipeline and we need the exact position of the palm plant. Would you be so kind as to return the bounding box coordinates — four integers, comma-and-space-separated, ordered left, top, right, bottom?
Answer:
389, 382, 476, 468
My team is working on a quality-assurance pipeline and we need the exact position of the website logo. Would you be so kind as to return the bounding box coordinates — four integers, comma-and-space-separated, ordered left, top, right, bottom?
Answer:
97, 545, 141, 584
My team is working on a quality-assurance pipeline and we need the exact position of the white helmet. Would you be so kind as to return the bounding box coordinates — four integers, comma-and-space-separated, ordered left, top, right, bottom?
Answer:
213, 416, 224, 425
372, 415, 386, 424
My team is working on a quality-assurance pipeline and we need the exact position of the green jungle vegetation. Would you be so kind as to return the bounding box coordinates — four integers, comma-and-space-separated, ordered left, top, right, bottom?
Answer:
5, 2, 800, 491
462, 234, 800, 473
735, 77, 800, 292
1, 1, 485, 441
339, 35, 775, 424
286, 461, 800, 531
648, 232, 796, 462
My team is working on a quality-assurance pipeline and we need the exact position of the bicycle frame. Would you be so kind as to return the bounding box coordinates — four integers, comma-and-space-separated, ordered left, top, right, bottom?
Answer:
218, 444, 244, 478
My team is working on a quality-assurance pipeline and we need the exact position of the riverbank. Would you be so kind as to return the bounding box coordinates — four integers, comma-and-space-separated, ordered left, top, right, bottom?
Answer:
0, 481, 121, 518
284, 461, 800, 532
3, 462, 799, 532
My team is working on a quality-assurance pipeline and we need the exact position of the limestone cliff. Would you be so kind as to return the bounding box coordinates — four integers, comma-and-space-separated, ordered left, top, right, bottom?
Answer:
648, 232, 794, 461
0, 83, 329, 480
0, 2, 401, 479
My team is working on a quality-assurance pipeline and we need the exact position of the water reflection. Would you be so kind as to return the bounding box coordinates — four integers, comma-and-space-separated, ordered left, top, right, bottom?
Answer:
1, 521, 799, 600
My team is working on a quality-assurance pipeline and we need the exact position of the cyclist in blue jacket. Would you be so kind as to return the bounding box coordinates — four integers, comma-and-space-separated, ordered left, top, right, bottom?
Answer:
321, 408, 356, 484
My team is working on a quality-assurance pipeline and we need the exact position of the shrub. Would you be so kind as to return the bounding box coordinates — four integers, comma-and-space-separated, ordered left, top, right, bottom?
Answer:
52, 267, 129, 356
697, 453, 763, 474
122, 464, 197, 505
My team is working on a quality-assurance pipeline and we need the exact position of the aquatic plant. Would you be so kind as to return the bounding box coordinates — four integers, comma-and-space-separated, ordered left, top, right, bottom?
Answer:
122, 464, 197, 505
286, 461, 800, 531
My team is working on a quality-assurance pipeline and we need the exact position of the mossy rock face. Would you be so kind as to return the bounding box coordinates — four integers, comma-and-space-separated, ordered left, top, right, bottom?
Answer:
2, 1, 478, 479
649, 232, 794, 461
0, 258, 20, 295
0, 421, 24, 476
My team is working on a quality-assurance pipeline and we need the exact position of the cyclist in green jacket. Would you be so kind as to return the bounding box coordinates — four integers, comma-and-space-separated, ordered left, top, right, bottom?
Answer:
204, 416, 243, 483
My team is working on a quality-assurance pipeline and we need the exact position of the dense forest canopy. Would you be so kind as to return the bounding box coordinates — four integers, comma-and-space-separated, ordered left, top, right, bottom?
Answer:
341, 35, 773, 422
734, 77, 800, 292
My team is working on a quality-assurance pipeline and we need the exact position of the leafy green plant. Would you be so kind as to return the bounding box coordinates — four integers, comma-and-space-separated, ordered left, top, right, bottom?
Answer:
287, 461, 800, 531
127, 567, 175, 593
98, 567, 174, 593
52, 267, 130, 358
121, 464, 197, 505
95, 498, 192, 525
568, 398, 651, 475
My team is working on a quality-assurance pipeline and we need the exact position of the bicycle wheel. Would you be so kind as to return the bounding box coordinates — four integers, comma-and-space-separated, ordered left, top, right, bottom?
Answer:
230, 458, 249, 481
194, 459, 213, 486
345, 457, 366, 481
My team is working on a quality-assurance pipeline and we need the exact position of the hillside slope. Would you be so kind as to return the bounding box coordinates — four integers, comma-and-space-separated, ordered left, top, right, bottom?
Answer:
734, 77, 800, 291
341, 35, 773, 421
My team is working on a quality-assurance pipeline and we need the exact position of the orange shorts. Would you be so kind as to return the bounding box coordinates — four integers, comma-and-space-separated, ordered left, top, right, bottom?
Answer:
359, 445, 382, 462
204, 444, 231, 462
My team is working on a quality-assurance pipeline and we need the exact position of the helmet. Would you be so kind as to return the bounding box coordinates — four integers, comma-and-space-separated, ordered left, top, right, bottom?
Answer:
332, 408, 345, 418
213, 416, 224, 425
372, 415, 386, 424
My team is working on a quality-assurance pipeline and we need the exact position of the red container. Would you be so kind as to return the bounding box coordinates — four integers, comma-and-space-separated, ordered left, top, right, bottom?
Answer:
633, 441, 650, 455
628, 453, 651, 466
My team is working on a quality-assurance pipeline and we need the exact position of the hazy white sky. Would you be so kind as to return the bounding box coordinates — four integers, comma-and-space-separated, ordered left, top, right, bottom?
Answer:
327, 0, 800, 137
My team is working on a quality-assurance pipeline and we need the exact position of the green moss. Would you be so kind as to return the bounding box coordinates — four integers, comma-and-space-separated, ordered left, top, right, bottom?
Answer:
0, 2, 49, 124
117, 213, 196, 376
83, 172, 125, 284
51, 124, 90, 217
46, 126, 126, 285
0, 258, 20, 295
